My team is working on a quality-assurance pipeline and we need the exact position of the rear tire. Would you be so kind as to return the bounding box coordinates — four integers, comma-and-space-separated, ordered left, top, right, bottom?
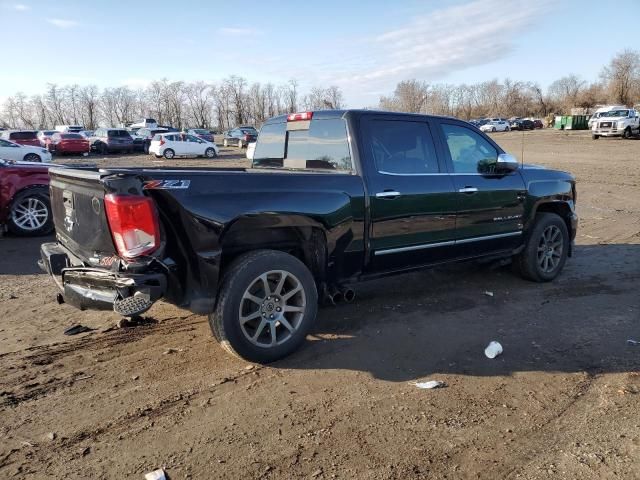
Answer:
8, 188, 53, 236
23, 153, 41, 162
209, 250, 318, 363
100, 143, 108, 155
514, 213, 569, 282
163, 148, 175, 159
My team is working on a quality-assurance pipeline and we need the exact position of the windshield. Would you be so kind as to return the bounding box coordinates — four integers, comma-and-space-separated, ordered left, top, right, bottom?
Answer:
192, 129, 209, 134
240, 128, 258, 135
602, 110, 629, 117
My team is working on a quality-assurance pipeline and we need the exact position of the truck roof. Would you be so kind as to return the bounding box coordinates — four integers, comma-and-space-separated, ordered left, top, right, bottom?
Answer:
263, 109, 455, 125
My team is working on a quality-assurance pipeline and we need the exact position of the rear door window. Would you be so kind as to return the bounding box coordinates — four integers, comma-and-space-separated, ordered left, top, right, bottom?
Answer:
368, 120, 439, 174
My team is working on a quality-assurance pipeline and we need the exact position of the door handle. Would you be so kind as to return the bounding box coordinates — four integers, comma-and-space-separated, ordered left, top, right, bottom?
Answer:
458, 187, 478, 194
375, 190, 401, 199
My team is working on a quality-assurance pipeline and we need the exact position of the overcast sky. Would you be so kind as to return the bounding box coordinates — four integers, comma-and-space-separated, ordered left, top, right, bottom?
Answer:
2, 0, 639, 107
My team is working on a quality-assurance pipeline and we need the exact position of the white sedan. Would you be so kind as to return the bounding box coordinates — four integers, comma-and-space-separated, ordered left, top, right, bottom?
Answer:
149, 132, 219, 159
480, 119, 510, 132
0, 138, 53, 162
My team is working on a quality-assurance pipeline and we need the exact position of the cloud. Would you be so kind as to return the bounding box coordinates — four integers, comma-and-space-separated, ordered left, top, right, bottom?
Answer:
260, 0, 551, 105
339, 0, 550, 90
47, 18, 79, 28
218, 27, 261, 36
12, 3, 30, 10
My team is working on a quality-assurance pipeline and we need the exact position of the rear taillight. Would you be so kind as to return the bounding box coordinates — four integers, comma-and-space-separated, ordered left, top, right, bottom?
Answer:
104, 194, 160, 259
244, 134, 250, 141
159, 138, 165, 146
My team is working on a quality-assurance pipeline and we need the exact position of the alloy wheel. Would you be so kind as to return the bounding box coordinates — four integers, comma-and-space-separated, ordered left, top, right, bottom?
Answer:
238, 270, 306, 348
537, 225, 563, 273
11, 197, 49, 231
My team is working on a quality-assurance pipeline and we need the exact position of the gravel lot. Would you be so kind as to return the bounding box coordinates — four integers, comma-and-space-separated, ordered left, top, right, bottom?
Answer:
1, 129, 639, 479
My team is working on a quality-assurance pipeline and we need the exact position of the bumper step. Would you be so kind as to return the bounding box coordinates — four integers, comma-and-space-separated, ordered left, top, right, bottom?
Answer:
114, 295, 154, 317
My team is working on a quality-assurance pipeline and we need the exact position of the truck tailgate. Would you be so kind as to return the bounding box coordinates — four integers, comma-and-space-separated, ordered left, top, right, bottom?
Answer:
49, 167, 116, 261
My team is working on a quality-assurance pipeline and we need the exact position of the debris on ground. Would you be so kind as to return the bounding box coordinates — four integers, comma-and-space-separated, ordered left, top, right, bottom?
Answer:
410, 380, 446, 389
145, 468, 167, 480
63, 324, 95, 336
46, 432, 56, 441
484, 341, 503, 359
627, 339, 640, 346
483, 291, 494, 297
163, 348, 183, 355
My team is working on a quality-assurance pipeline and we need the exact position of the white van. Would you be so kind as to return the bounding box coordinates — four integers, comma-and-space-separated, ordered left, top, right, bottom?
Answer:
130, 118, 158, 129
55, 125, 84, 133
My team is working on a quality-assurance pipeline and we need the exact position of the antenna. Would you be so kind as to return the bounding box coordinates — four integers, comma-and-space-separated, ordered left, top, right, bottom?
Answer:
521, 126, 525, 167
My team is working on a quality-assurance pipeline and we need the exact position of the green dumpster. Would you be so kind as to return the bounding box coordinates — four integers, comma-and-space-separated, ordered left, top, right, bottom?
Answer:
554, 116, 569, 129
562, 115, 589, 130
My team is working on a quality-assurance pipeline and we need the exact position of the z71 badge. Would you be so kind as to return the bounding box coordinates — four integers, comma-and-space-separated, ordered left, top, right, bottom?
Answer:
143, 179, 191, 190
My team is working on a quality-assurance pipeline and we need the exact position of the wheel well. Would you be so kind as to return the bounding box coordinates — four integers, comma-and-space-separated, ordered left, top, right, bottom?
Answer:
11, 185, 49, 205
220, 226, 327, 284
534, 202, 574, 254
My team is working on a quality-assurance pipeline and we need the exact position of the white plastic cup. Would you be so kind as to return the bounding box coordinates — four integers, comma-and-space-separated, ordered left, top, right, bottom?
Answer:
484, 341, 503, 359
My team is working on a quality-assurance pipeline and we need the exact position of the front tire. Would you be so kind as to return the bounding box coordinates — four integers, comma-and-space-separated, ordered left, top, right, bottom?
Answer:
622, 128, 632, 139
23, 153, 41, 162
492, 127, 496, 132
8, 188, 53, 236
592, 134, 599, 140
209, 250, 318, 363
163, 148, 175, 159
515, 213, 569, 282
205, 147, 217, 158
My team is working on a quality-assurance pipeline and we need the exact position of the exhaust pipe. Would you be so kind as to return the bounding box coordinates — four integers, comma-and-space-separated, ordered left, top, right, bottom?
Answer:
342, 288, 355, 303
324, 286, 344, 305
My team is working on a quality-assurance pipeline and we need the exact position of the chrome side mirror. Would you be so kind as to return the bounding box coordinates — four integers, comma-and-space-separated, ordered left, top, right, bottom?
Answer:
496, 153, 519, 172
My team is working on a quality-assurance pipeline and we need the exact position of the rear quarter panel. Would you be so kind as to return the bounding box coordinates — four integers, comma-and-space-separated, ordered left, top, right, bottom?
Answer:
139, 169, 366, 313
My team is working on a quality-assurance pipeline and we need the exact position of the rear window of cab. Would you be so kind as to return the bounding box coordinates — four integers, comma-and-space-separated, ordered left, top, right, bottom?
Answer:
253, 118, 352, 172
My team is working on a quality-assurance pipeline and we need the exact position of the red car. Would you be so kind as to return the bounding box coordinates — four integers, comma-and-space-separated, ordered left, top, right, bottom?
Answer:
0, 159, 54, 236
51, 132, 90, 155
0, 130, 41, 147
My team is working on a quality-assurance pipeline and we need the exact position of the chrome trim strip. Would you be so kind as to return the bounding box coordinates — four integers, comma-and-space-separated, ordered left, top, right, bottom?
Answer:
374, 240, 456, 256
455, 231, 522, 245
374, 231, 522, 256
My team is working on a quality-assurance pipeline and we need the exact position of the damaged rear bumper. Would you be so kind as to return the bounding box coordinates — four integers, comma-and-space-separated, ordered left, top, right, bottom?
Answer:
39, 242, 166, 315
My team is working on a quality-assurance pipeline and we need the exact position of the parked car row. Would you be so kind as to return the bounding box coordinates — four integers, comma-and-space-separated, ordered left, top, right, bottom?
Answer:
1, 120, 258, 161
469, 117, 544, 132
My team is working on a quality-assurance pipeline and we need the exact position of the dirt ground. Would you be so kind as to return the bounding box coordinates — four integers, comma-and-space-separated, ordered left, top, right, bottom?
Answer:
1, 129, 639, 479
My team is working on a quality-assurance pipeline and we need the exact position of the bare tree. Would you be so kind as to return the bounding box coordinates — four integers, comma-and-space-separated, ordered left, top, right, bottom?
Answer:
601, 49, 640, 106
548, 74, 585, 111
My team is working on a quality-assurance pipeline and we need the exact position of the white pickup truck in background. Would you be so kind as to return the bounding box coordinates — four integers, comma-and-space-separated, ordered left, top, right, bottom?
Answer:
591, 107, 640, 139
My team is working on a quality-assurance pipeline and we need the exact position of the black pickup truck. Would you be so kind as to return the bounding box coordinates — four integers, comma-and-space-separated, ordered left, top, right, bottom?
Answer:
41, 110, 577, 362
